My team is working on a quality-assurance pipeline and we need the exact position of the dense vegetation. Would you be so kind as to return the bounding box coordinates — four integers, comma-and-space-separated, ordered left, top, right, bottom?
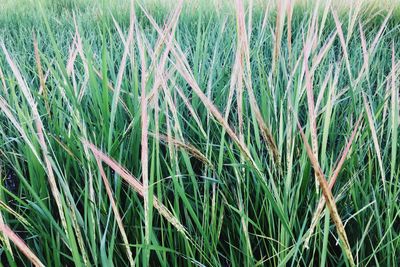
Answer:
0, 0, 399, 266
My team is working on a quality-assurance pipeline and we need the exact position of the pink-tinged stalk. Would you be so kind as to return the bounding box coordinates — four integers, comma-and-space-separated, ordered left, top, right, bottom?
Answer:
83, 140, 188, 237
304, 114, 363, 249
332, 9, 354, 84
1, 43, 90, 264
0, 223, 44, 267
72, 16, 89, 102
236, 0, 280, 163
297, 120, 355, 266
1, 43, 68, 235
96, 159, 134, 266
136, 18, 151, 262
303, 35, 319, 190
272, 0, 284, 75
0, 169, 13, 258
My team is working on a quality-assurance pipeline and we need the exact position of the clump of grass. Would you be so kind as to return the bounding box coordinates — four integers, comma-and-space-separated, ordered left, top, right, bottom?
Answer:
0, 0, 399, 266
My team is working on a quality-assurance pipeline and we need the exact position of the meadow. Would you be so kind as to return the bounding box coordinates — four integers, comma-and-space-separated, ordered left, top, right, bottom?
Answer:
0, 0, 399, 266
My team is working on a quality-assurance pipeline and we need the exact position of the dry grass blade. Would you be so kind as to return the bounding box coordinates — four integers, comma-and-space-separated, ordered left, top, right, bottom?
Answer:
149, 0, 183, 76
286, 0, 294, 59
304, 114, 363, 250
72, 16, 89, 102
332, 9, 354, 84
260, 3, 271, 41
170, 48, 258, 171
141, 0, 185, 139
175, 65, 258, 171
303, 37, 319, 190
346, 0, 362, 45
236, 0, 280, 163
363, 93, 386, 191
0, 66, 7, 97
353, 21, 369, 85
137, 2, 276, 177
159, 76, 184, 139
0, 223, 44, 267
359, 22, 368, 71
235, 53, 244, 144
32, 32, 50, 117
83, 140, 189, 238
272, 0, 285, 75
315, 66, 333, 114
369, 9, 392, 55
135, 16, 151, 260
318, 0, 332, 40
390, 41, 398, 182
297, 121, 355, 266
95, 158, 134, 266
1, 43, 68, 234
305, 63, 318, 163
0, 215, 13, 258
310, 31, 337, 76
108, 1, 135, 149
0, 200, 31, 227
152, 133, 213, 168
235, 7, 245, 128
0, 96, 43, 164
224, 35, 242, 122
0, 168, 13, 259
134, 5, 185, 256
66, 33, 78, 76
112, 14, 128, 46
173, 79, 207, 138
247, 0, 254, 39
1, 43, 90, 264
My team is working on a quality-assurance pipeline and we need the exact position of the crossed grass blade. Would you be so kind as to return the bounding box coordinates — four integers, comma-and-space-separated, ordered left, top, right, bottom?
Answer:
297, 120, 355, 266
0, 223, 44, 267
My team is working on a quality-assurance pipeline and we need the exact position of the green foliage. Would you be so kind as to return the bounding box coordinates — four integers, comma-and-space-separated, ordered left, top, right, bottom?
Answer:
0, 0, 399, 266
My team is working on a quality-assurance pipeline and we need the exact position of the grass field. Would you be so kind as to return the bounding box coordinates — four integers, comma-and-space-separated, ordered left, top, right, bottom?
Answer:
0, 0, 399, 266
